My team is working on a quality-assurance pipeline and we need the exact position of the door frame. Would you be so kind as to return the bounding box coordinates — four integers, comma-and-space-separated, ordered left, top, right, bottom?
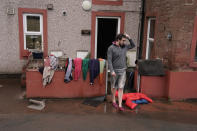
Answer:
91, 11, 125, 58
95, 16, 120, 58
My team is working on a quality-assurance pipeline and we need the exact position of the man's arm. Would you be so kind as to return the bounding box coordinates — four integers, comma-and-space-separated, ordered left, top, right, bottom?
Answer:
125, 34, 135, 49
107, 47, 115, 76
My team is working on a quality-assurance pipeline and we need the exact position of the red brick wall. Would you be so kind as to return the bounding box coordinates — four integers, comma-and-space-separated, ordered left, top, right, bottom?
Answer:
144, 0, 197, 71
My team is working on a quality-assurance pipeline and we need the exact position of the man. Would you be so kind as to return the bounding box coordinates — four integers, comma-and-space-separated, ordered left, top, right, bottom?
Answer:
107, 33, 135, 111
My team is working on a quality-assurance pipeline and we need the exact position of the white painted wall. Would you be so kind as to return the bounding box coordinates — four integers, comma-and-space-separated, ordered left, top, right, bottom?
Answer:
0, 0, 140, 73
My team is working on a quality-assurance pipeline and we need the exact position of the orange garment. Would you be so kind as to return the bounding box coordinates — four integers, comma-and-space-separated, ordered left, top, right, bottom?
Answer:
98, 58, 105, 85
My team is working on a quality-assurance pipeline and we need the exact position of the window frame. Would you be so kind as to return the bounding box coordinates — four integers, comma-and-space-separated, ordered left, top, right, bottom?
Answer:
142, 12, 157, 60
145, 17, 156, 59
18, 8, 48, 59
23, 13, 43, 50
92, 0, 123, 6
190, 16, 197, 67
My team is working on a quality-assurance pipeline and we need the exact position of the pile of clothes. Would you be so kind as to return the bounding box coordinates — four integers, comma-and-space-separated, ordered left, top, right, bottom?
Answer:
42, 55, 58, 87
64, 58, 105, 85
115, 92, 153, 109
39, 57, 106, 87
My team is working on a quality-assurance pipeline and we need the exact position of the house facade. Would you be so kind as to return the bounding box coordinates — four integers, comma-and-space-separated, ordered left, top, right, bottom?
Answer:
0, 0, 140, 74
140, 0, 197, 100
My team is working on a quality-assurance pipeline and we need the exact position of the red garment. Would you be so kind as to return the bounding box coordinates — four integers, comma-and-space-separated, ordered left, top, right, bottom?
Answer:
74, 58, 82, 80
115, 92, 153, 109
126, 97, 138, 109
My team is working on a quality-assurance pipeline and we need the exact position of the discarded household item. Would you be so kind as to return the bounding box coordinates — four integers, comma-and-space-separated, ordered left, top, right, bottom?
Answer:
132, 99, 149, 104
27, 99, 45, 110
115, 92, 153, 109
18, 91, 26, 100
82, 96, 105, 107
138, 59, 165, 76
32, 52, 43, 59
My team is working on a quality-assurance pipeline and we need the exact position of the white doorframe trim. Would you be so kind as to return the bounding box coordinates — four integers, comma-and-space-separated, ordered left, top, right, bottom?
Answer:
95, 16, 121, 59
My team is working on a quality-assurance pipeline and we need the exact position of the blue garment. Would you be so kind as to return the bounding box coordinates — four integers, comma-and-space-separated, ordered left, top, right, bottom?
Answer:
140, 99, 149, 104
133, 99, 149, 104
64, 58, 73, 83
89, 59, 100, 84
135, 99, 143, 104
132, 100, 136, 103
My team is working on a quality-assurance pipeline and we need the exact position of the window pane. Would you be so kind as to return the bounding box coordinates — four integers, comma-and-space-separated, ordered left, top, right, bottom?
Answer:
27, 16, 40, 32
26, 35, 42, 50
147, 40, 154, 59
149, 19, 155, 38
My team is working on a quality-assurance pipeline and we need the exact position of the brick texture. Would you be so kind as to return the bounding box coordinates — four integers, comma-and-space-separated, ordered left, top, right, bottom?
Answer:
145, 0, 197, 71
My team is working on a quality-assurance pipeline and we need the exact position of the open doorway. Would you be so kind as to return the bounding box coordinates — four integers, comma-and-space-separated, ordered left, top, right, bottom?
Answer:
95, 17, 120, 59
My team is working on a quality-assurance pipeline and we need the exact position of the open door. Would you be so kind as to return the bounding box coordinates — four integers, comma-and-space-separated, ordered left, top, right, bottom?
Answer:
91, 11, 125, 58
95, 17, 120, 59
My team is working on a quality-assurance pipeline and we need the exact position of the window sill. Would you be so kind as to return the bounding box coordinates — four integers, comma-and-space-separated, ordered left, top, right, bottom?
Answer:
92, 0, 123, 6
22, 50, 31, 57
189, 62, 197, 68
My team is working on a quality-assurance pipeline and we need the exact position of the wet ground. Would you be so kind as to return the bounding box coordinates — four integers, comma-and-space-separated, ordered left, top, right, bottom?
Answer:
0, 78, 197, 131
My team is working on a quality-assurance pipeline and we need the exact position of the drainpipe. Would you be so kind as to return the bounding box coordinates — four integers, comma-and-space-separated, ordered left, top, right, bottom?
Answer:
136, 0, 145, 93
137, 0, 145, 59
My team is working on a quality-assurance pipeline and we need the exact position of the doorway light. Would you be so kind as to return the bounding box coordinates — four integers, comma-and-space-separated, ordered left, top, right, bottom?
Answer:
82, 0, 92, 11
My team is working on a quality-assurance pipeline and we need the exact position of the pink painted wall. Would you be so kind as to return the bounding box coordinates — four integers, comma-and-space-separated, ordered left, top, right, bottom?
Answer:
140, 75, 168, 98
139, 71, 197, 100
26, 71, 106, 98
168, 71, 197, 100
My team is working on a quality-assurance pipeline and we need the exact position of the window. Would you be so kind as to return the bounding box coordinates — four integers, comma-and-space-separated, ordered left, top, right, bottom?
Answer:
92, 0, 123, 5
23, 14, 43, 51
18, 8, 47, 59
145, 18, 156, 59
190, 16, 197, 67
